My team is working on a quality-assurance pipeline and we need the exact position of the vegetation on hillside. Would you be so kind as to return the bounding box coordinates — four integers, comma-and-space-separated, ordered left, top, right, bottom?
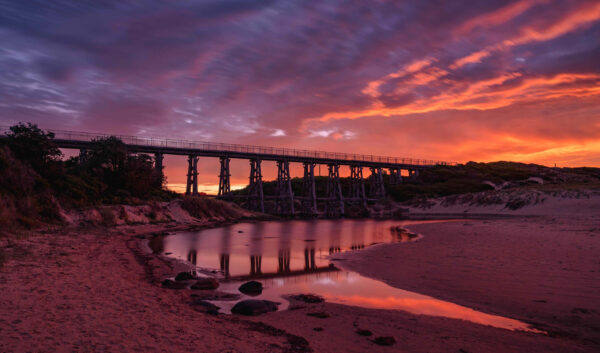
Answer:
232, 161, 600, 205
389, 161, 600, 201
0, 123, 176, 228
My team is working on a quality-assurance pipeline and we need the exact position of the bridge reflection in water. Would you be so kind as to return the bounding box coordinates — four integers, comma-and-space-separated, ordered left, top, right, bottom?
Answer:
150, 219, 542, 333
150, 219, 420, 284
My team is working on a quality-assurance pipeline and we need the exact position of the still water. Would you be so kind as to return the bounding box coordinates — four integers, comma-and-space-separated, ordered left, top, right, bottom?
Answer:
150, 219, 540, 333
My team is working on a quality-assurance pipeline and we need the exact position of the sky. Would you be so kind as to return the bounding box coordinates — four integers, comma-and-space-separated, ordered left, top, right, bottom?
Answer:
1, 0, 599, 192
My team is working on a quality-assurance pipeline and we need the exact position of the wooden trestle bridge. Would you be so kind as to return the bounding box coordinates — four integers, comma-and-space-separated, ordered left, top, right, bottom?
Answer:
1, 128, 454, 217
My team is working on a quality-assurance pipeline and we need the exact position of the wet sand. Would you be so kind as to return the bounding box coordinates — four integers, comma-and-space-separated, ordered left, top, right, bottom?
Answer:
251, 299, 591, 353
331, 215, 600, 351
2, 212, 599, 352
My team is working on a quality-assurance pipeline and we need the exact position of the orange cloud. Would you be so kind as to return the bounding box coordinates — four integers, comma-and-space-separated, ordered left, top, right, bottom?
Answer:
402, 67, 449, 87
451, 1, 600, 69
508, 1, 600, 45
330, 1, 600, 132
454, 0, 546, 35
450, 49, 492, 69
316, 73, 600, 122
361, 58, 434, 98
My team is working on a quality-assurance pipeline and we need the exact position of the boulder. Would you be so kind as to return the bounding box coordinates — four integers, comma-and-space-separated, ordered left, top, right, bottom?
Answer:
231, 300, 279, 316
238, 281, 263, 295
175, 271, 196, 281
191, 278, 219, 290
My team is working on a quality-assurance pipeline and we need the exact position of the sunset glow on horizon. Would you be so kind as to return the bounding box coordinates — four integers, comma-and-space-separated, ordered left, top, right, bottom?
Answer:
1, 0, 599, 188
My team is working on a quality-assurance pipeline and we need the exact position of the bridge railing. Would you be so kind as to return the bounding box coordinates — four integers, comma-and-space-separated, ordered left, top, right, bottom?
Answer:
0, 126, 455, 166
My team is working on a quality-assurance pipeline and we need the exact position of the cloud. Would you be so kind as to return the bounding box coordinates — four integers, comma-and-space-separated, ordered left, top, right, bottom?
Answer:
270, 129, 286, 137
0, 0, 598, 173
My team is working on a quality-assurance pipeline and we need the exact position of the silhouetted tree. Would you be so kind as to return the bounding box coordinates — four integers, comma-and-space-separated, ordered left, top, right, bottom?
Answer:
4, 122, 62, 174
124, 154, 156, 197
86, 136, 128, 173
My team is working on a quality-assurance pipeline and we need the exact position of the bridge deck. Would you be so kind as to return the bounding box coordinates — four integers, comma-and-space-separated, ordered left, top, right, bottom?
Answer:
1, 127, 453, 169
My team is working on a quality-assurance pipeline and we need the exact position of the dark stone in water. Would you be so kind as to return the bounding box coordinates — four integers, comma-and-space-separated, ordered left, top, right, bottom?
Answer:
307, 312, 330, 319
175, 271, 195, 281
373, 336, 396, 346
313, 327, 323, 332
356, 329, 373, 336
191, 278, 219, 290
161, 279, 187, 289
290, 294, 324, 303
239, 281, 263, 295
231, 300, 279, 316
238, 230, 243, 233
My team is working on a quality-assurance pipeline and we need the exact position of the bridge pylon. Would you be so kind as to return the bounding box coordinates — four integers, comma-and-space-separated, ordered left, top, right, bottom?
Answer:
325, 164, 344, 217
408, 169, 420, 179
301, 162, 318, 217
349, 165, 367, 207
275, 160, 295, 216
369, 167, 385, 199
218, 157, 231, 198
247, 158, 264, 213
185, 154, 199, 195
389, 167, 402, 185
154, 152, 164, 187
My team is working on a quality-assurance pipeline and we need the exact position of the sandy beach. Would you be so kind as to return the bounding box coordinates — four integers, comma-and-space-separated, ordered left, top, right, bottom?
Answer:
0, 223, 312, 352
1, 197, 599, 352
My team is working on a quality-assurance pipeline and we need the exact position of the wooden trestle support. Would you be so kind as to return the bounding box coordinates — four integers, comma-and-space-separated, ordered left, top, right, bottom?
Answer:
275, 160, 295, 216
218, 157, 231, 198
247, 158, 265, 213
349, 165, 367, 207
185, 154, 199, 195
154, 152, 164, 187
389, 167, 402, 185
302, 162, 318, 217
369, 167, 385, 199
325, 164, 344, 217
